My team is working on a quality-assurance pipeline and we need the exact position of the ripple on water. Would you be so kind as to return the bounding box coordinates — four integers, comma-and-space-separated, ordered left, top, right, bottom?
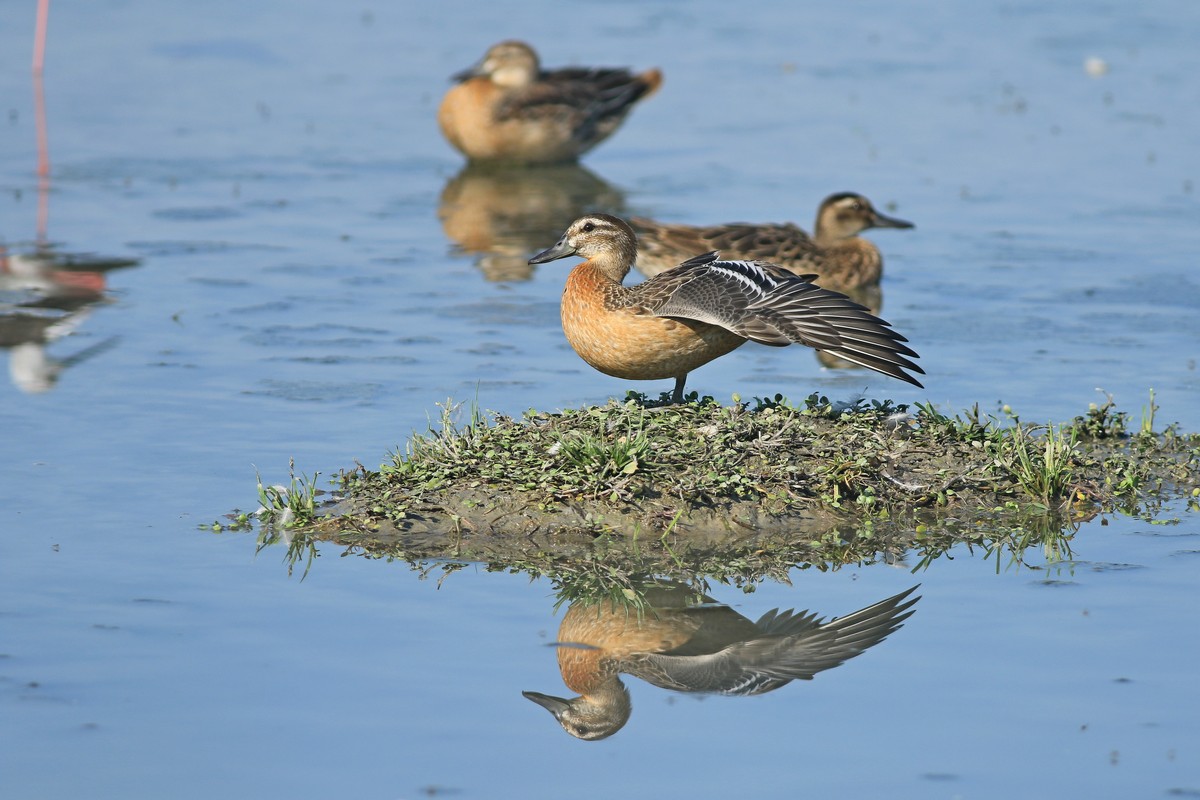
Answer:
238, 323, 393, 350
264, 354, 417, 366
440, 300, 559, 327
152, 39, 283, 65
126, 240, 285, 257
242, 379, 385, 404
461, 342, 520, 357
1081, 561, 1147, 572
151, 207, 243, 222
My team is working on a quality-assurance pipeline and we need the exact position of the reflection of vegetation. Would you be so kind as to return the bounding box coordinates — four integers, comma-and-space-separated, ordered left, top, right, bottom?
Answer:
909, 511, 1078, 575
249, 507, 1085, 605
215, 393, 1199, 603
256, 523, 320, 579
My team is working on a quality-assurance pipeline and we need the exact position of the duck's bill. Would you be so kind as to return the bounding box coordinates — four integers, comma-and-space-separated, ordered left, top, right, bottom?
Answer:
870, 209, 914, 229
521, 690, 571, 718
528, 238, 577, 264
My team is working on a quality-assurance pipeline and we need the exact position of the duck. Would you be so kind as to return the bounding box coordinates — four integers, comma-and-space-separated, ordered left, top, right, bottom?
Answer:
438, 41, 662, 164
527, 213, 923, 403
631, 192, 913, 295
524, 584, 920, 740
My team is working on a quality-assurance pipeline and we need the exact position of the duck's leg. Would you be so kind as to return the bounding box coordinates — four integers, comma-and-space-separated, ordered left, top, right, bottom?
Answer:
671, 375, 687, 404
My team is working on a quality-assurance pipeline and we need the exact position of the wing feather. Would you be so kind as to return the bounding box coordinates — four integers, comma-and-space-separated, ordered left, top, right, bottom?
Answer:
635, 257, 924, 386
625, 587, 920, 696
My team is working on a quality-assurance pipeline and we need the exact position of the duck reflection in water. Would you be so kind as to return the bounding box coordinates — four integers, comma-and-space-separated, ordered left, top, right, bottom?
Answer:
0, 243, 138, 393
524, 583, 919, 740
438, 162, 625, 282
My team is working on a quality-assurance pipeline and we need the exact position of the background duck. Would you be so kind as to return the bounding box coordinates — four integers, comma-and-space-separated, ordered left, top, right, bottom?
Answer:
632, 192, 913, 297
438, 40, 663, 165
528, 213, 923, 403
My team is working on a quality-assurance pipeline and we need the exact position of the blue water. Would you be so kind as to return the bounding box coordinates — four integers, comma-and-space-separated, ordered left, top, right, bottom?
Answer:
2, 1, 1198, 797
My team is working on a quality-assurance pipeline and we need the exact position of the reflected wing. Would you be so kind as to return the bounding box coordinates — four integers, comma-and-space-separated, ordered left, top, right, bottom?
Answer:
627, 586, 920, 696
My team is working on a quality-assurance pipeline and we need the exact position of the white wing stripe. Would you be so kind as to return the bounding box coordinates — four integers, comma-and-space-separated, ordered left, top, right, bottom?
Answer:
708, 261, 780, 296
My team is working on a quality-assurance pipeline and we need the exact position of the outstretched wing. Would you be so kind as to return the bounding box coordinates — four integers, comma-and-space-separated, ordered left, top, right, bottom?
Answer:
639, 255, 924, 386
744, 278, 924, 385
643, 255, 798, 344
627, 586, 921, 696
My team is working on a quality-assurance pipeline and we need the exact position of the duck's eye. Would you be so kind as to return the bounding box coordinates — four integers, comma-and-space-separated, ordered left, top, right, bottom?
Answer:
581, 222, 595, 233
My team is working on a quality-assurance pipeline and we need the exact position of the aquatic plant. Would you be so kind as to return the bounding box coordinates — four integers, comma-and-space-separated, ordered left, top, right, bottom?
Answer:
215, 394, 1200, 603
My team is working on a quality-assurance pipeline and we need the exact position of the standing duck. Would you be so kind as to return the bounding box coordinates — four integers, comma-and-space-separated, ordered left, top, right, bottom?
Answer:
528, 213, 924, 402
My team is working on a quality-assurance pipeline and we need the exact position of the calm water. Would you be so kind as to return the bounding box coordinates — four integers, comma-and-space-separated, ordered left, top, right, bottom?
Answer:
2, 1, 1199, 797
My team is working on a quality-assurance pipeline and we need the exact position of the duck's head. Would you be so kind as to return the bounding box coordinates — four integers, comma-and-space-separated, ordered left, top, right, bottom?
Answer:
528, 213, 638, 273
454, 40, 539, 88
816, 193, 914, 241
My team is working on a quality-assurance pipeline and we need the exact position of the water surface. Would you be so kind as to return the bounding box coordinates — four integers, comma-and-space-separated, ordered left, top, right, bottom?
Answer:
2, 1, 1198, 797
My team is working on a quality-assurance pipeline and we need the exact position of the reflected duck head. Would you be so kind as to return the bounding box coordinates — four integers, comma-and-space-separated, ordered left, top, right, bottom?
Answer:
522, 683, 631, 741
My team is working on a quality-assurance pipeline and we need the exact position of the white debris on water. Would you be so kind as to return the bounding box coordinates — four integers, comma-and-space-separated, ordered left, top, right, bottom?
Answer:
1084, 56, 1110, 77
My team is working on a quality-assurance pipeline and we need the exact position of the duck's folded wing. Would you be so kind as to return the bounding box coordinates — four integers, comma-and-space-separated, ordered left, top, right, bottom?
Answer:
499, 69, 656, 124
706, 223, 817, 264
629, 218, 713, 264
